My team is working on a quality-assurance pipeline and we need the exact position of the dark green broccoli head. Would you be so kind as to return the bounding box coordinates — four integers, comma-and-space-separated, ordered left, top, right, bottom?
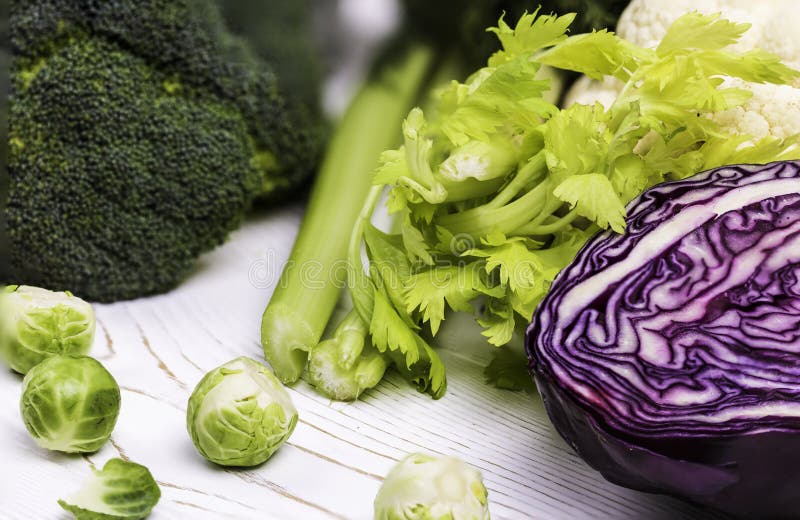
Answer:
0, 0, 10, 280
8, 0, 324, 301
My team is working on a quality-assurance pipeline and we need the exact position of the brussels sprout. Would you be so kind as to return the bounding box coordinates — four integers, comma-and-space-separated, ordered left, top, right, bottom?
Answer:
20, 355, 121, 453
374, 453, 490, 520
186, 356, 297, 467
0, 285, 95, 374
59, 458, 161, 520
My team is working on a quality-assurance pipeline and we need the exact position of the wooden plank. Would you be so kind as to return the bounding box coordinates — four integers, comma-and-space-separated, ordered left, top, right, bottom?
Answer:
0, 208, 729, 519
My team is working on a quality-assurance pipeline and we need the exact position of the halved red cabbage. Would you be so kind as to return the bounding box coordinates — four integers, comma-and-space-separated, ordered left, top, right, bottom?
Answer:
527, 161, 800, 518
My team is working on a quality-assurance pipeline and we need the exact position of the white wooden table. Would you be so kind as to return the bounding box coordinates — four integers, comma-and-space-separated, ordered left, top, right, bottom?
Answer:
0, 207, 729, 520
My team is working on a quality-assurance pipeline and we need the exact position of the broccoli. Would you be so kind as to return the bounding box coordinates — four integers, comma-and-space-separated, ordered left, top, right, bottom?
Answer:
6, 0, 324, 302
0, 0, 10, 281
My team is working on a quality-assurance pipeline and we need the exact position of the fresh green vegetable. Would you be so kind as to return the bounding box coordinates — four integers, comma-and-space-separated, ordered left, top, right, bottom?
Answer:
58, 458, 161, 520
567, 0, 800, 140
306, 309, 389, 401
0, 0, 9, 248
218, 0, 322, 112
261, 0, 628, 400
6, 0, 324, 302
404, 0, 629, 70
261, 42, 437, 388
0, 35, 7, 280
374, 453, 490, 520
483, 342, 536, 393
20, 355, 120, 453
186, 356, 297, 467
336, 10, 800, 398
1, 0, 15, 296
0, 285, 95, 374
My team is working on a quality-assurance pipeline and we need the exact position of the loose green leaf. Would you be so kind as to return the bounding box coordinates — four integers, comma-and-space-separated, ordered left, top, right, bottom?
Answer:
404, 263, 498, 335
543, 103, 607, 181
439, 57, 556, 146
538, 30, 649, 81
400, 215, 435, 265
478, 297, 516, 346
484, 345, 537, 393
371, 288, 420, 365
657, 12, 749, 55
553, 174, 626, 232
365, 224, 416, 327
58, 458, 161, 520
389, 334, 448, 399
488, 9, 575, 65
370, 287, 447, 398
466, 233, 545, 293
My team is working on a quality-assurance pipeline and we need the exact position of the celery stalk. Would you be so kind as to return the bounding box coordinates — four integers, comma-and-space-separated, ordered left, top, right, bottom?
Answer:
261, 44, 436, 384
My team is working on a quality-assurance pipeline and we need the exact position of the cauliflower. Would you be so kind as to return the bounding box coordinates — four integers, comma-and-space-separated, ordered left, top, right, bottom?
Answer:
616, 0, 784, 54
565, 0, 800, 140
714, 79, 800, 140
564, 75, 621, 108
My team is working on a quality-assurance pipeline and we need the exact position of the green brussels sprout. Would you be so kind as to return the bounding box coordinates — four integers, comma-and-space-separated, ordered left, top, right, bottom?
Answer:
20, 355, 121, 453
0, 285, 95, 374
187, 356, 298, 467
374, 453, 491, 520
59, 458, 161, 520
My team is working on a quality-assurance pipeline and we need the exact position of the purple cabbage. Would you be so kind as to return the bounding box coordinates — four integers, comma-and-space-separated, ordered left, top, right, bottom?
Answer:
526, 161, 800, 518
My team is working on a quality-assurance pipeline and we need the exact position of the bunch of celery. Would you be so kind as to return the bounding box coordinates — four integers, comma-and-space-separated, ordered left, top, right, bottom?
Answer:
262, 0, 712, 399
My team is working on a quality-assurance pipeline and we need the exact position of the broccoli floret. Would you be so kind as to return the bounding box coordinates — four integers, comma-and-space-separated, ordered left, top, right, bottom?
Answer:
0, 0, 10, 281
7, 0, 324, 301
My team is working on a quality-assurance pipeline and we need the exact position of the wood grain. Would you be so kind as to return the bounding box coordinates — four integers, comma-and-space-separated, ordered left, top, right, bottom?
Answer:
0, 207, 730, 520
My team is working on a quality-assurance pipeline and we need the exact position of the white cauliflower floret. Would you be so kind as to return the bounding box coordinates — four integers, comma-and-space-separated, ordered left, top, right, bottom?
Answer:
758, 10, 800, 72
564, 0, 800, 140
563, 76, 621, 109
616, 0, 777, 51
714, 79, 800, 140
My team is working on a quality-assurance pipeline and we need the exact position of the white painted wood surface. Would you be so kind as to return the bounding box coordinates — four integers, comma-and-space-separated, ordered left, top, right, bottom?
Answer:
0, 206, 731, 520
